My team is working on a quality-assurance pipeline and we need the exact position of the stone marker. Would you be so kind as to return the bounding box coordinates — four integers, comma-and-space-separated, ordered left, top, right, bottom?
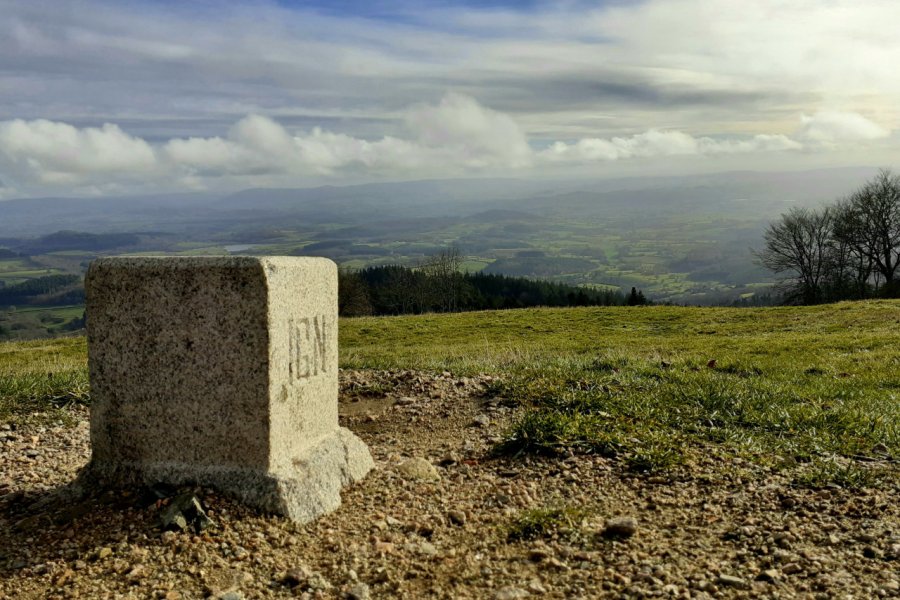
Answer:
83, 256, 373, 522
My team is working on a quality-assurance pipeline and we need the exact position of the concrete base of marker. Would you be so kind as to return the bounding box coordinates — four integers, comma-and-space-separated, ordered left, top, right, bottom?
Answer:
83, 427, 373, 522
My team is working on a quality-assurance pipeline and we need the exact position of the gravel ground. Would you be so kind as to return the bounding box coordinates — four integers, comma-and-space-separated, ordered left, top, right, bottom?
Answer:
1, 370, 897, 599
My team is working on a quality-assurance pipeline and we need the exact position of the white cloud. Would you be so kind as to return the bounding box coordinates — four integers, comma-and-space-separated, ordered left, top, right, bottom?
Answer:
163, 94, 532, 178
0, 119, 157, 184
541, 130, 801, 163
0, 95, 889, 196
796, 111, 890, 145
405, 93, 532, 168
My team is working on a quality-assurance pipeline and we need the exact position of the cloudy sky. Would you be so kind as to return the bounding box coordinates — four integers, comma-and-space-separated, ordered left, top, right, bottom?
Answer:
1, 0, 898, 198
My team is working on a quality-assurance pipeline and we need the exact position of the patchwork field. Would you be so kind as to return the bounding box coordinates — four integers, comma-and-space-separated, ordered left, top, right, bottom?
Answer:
0, 302, 897, 598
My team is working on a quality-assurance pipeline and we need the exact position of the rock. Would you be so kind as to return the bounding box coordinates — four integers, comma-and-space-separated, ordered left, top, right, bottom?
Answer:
95, 547, 113, 561
217, 591, 244, 600
544, 557, 569, 570
495, 586, 529, 599
396, 397, 416, 406
717, 574, 750, 589
307, 571, 332, 591
55, 569, 74, 586
528, 548, 551, 562
397, 458, 440, 481
527, 581, 547, 594
126, 565, 145, 583
438, 453, 460, 467
385, 516, 402, 527
862, 546, 882, 559
416, 541, 438, 556
782, 563, 802, 575
757, 569, 780, 582
373, 541, 395, 554
602, 516, 638, 539
448, 510, 467, 526
346, 582, 371, 600
472, 414, 491, 427
159, 493, 213, 534
279, 565, 331, 591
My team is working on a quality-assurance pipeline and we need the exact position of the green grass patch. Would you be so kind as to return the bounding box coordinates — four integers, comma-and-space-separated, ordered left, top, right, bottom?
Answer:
0, 337, 89, 425
507, 505, 590, 541
341, 301, 899, 477
793, 459, 893, 490
0, 370, 89, 425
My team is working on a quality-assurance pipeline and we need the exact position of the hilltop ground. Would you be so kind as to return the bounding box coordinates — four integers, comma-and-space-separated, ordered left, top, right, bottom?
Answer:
0, 302, 898, 599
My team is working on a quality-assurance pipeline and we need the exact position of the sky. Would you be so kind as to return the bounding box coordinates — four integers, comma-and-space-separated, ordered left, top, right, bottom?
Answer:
1, 0, 898, 198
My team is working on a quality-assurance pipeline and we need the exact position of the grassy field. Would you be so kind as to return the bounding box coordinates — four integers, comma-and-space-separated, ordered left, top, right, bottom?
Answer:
1, 302, 897, 486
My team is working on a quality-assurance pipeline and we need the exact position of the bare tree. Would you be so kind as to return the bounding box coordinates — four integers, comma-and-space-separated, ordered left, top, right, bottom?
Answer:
831, 198, 876, 298
421, 245, 465, 312
838, 169, 900, 296
755, 207, 834, 304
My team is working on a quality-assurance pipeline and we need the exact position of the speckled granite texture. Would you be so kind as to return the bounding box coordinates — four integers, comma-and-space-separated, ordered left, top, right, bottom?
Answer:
83, 256, 373, 522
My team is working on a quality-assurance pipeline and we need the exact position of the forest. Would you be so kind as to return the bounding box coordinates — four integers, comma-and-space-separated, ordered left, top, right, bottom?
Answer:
338, 248, 642, 316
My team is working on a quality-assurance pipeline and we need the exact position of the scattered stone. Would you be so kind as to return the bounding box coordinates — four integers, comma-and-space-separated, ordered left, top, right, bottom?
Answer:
448, 510, 467, 526
717, 574, 750, 589
125, 566, 145, 583
396, 397, 416, 406
95, 547, 113, 561
397, 458, 440, 481
528, 548, 551, 562
472, 414, 491, 428
439, 453, 460, 467
602, 516, 638, 539
159, 493, 213, 534
495, 586, 529, 599
416, 542, 438, 556
862, 546, 882, 559
280, 568, 308, 588
385, 516, 402, 527
346, 582, 371, 600
54, 569, 74, 587
757, 569, 780, 582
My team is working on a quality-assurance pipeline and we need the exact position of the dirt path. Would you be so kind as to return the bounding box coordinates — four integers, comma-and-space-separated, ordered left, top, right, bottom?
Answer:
1, 370, 897, 599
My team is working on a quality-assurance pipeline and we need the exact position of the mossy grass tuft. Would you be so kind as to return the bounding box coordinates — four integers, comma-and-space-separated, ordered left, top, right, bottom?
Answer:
507, 505, 590, 541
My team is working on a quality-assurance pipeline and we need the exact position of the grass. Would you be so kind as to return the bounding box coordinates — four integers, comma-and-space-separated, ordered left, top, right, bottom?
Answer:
793, 459, 893, 490
0, 337, 88, 424
0, 301, 897, 486
341, 301, 899, 484
507, 506, 590, 541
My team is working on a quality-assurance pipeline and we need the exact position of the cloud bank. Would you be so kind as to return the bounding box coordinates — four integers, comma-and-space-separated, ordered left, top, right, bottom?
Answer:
1, 94, 888, 194
1, 0, 899, 195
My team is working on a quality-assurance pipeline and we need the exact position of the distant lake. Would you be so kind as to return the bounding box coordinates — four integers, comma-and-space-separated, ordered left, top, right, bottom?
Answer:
224, 244, 259, 253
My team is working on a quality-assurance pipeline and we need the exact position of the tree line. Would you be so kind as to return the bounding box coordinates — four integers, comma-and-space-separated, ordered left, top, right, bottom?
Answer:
756, 170, 900, 304
339, 247, 642, 316
0, 274, 83, 307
